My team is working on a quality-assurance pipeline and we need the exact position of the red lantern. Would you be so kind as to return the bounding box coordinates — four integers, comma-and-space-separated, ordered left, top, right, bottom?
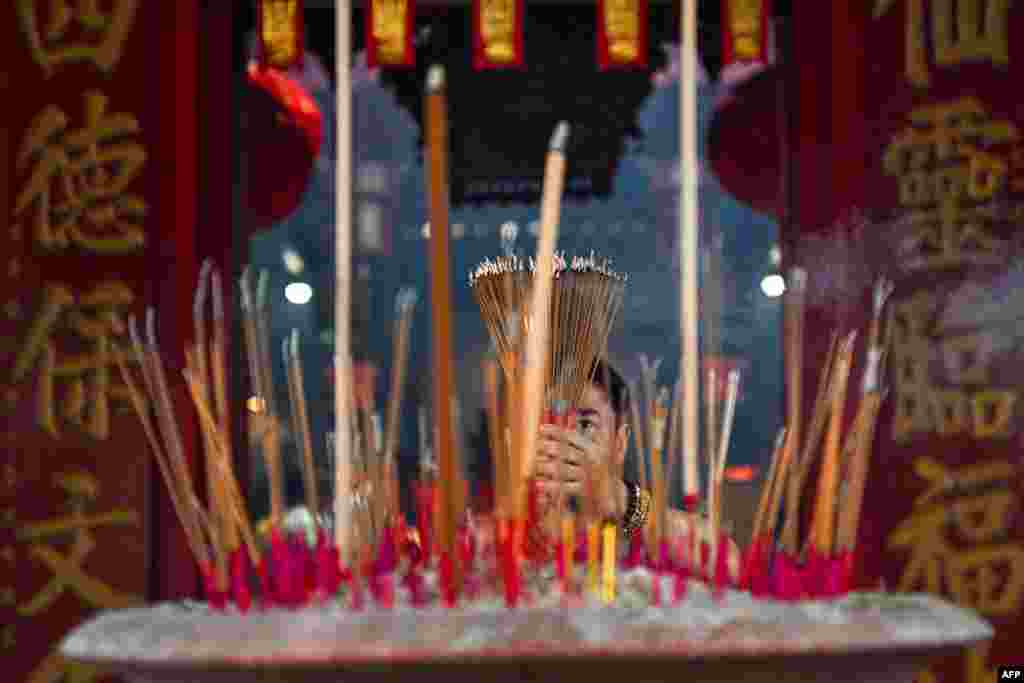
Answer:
244, 64, 323, 229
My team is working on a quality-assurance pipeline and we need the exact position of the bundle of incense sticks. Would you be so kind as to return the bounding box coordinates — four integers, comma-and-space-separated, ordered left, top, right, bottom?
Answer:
742, 276, 893, 600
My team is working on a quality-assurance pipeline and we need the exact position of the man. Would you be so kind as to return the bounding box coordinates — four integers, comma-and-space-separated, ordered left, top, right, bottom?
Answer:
531, 359, 740, 578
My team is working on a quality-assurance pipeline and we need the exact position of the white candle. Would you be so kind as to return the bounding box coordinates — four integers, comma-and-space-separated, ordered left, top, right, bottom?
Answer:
680, 0, 700, 500
334, 0, 354, 560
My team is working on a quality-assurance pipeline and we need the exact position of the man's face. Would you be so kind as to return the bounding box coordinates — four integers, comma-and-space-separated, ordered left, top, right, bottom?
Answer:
575, 384, 628, 469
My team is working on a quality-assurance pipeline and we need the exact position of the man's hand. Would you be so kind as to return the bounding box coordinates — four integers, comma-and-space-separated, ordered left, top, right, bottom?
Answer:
532, 424, 626, 520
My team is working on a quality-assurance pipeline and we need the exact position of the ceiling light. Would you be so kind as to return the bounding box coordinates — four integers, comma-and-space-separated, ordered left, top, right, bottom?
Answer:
285, 282, 313, 304
760, 273, 785, 298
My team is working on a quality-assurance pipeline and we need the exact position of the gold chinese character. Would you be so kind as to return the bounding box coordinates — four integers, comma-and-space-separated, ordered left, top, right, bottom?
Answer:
15, 91, 147, 255
372, 0, 409, 65
726, 0, 765, 61
889, 458, 1024, 617
480, 0, 517, 63
260, 0, 300, 68
889, 292, 939, 440
17, 0, 140, 77
883, 99, 1016, 270
605, 0, 640, 63
10, 282, 139, 440
1, 624, 14, 650
873, 0, 1012, 88
16, 470, 140, 616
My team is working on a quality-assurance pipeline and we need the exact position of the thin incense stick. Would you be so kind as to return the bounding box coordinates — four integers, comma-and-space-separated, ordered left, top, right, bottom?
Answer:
113, 340, 210, 566
209, 268, 238, 551
286, 331, 319, 519
335, 0, 354, 561
711, 370, 740, 562
752, 427, 788, 540
812, 332, 857, 555
193, 261, 224, 568
384, 290, 417, 522
425, 65, 461, 566
680, 0, 700, 503
780, 267, 806, 552
482, 358, 504, 517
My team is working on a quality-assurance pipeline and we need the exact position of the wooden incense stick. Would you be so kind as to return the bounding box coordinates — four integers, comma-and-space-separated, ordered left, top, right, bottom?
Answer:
209, 268, 238, 552
519, 121, 569, 519
425, 65, 461, 567
711, 370, 740, 563
780, 329, 837, 553
780, 267, 806, 552
285, 331, 319, 521
627, 379, 648, 495
811, 331, 857, 555
193, 261, 226, 581
113, 338, 211, 567
384, 290, 417, 524
704, 365, 718, 525
334, 0, 354, 561
240, 270, 285, 528
482, 358, 505, 517
836, 279, 893, 551
679, 0, 700, 506
182, 362, 261, 565
752, 427, 788, 541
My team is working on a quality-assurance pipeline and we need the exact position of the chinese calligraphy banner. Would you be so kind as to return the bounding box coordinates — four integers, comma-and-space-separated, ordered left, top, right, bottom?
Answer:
1, 1, 199, 681
855, 3, 1024, 683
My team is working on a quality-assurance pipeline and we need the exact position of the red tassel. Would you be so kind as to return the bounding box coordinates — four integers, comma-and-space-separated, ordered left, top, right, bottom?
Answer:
622, 529, 644, 569
439, 550, 457, 608
230, 548, 252, 613
499, 518, 524, 607
415, 482, 435, 567
255, 557, 272, 609
776, 553, 803, 601
200, 561, 227, 611
673, 537, 690, 603
699, 540, 711, 581
713, 533, 731, 599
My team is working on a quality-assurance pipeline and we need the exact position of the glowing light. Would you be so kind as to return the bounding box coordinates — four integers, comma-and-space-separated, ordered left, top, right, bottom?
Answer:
760, 274, 785, 298
282, 248, 305, 274
769, 244, 781, 266
285, 281, 313, 304
246, 396, 266, 413
724, 465, 758, 483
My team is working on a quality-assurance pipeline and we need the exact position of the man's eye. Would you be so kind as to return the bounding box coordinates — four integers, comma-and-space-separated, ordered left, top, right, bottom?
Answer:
578, 420, 598, 434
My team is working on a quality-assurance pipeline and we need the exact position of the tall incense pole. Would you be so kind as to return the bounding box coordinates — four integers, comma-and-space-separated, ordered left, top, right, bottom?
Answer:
334, 0, 354, 560
680, 0, 701, 503
425, 66, 460, 584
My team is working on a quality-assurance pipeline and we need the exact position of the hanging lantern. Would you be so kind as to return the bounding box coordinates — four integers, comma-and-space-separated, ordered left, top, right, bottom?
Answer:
473, 0, 524, 70
244, 64, 323, 229
366, 0, 415, 68
721, 0, 771, 68
597, 0, 647, 70
258, 0, 304, 70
